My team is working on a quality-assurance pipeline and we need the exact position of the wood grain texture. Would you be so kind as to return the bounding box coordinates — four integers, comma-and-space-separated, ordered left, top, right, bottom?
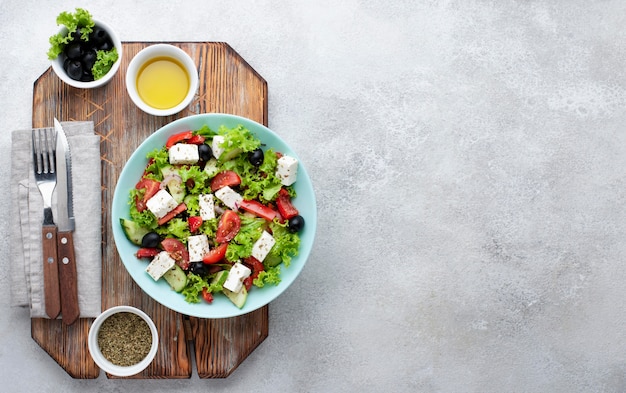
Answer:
57, 230, 79, 325
41, 224, 61, 319
31, 42, 269, 379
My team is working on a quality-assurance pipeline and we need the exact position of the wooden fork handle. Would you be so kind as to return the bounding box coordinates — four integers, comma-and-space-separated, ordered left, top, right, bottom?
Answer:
57, 230, 80, 325
42, 224, 61, 319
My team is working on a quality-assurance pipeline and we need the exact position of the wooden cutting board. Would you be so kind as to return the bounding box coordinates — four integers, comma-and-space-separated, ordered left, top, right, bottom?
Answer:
31, 42, 269, 379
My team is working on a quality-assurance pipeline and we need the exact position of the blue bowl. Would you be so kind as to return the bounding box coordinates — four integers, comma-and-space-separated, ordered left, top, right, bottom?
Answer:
111, 113, 317, 318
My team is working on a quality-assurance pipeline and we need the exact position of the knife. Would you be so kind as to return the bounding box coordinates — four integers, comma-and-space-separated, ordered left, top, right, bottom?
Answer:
54, 119, 80, 325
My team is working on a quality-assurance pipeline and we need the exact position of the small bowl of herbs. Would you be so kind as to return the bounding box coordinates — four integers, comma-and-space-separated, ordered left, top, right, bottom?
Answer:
48, 8, 122, 88
88, 306, 158, 377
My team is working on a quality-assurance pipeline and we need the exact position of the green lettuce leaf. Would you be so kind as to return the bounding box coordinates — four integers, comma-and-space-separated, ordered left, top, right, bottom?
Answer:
47, 8, 95, 59
92, 47, 119, 80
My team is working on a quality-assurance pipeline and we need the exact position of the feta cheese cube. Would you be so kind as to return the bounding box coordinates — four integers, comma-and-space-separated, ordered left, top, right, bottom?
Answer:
146, 251, 176, 281
187, 234, 211, 262
223, 262, 252, 293
251, 230, 276, 262
146, 189, 179, 219
215, 186, 243, 210
169, 143, 199, 165
199, 194, 216, 220
276, 155, 298, 186
211, 135, 225, 160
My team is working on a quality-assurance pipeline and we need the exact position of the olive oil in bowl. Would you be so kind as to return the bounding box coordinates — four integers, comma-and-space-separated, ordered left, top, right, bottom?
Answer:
136, 56, 190, 110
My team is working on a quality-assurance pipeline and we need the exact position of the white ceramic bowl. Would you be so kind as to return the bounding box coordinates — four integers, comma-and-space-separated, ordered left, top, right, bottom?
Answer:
50, 19, 122, 89
87, 306, 158, 377
126, 44, 199, 116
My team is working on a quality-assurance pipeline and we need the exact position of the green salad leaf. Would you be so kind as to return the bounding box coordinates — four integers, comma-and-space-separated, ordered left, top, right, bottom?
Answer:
92, 47, 119, 80
47, 8, 95, 60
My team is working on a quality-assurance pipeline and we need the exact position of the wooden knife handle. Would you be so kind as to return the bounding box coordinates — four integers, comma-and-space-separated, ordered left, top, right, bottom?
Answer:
57, 230, 80, 325
42, 225, 61, 319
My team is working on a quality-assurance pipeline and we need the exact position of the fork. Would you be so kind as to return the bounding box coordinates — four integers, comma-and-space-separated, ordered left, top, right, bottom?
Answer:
32, 128, 61, 319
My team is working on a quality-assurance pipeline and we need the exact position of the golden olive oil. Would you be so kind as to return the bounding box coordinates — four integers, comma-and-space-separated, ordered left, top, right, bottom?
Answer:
136, 56, 189, 109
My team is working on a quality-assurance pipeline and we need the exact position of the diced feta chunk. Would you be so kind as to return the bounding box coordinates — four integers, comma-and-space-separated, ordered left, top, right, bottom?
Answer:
223, 262, 252, 293
146, 251, 176, 281
251, 230, 276, 262
188, 234, 211, 262
211, 135, 225, 160
199, 194, 216, 220
215, 186, 243, 210
169, 143, 199, 165
146, 189, 179, 219
276, 155, 298, 186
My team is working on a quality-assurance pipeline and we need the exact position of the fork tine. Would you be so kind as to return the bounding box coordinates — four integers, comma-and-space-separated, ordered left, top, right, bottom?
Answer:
32, 128, 56, 175
45, 128, 56, 174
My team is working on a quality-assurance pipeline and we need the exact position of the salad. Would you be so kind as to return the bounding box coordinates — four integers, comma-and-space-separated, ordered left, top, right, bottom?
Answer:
120, 124, 304, 309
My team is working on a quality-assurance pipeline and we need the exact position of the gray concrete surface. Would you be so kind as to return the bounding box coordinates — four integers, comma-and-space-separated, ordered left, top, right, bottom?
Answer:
1, 1, 625, 392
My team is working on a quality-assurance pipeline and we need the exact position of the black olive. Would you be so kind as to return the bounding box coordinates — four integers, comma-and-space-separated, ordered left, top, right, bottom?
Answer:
198, 144, 212, 161
189, 261, 209, 276
69, 28, 84, 44
287, 215, 305, 232
81, 49, 97, 71
89, 26, 110, 46
248, 148, 264, 166
98, 39, 113, 51
65, 42, 84, 60
66, 60, 83, 81
141, 232, 161, 248
63, 57, 72, 73
80, 69, 94, 82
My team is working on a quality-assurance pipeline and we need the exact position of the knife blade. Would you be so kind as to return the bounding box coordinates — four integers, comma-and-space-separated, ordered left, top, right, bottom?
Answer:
54, 119, 80, 325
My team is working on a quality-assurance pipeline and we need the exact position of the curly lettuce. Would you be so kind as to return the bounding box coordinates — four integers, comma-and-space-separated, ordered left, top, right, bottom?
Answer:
47, 8, 95, 59
92, 47, 119, 80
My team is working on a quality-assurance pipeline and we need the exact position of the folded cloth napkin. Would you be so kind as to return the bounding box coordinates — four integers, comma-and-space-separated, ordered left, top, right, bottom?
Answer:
10, 121, 102, 318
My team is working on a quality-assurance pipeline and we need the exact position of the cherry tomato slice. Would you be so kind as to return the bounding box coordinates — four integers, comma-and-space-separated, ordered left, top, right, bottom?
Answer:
188, 216, 203, 233
136, 178, 161, 201
210, 170, 241, 192
215, 210, 241, 243
202, 243, 228, 264
161, 237, 190, 270
135, 247, 160, 259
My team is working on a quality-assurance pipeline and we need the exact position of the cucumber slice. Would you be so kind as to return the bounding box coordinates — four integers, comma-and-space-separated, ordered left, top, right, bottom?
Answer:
203, 158, 219, 177
161, 165, 186, 203
211, 270, 228, 286
163, 265, 187, 292
120, 218, 150, 246
223, 286, 248, 309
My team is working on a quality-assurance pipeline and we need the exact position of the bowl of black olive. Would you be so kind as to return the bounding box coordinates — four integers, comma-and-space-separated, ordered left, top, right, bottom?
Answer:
48, 9, 122, 88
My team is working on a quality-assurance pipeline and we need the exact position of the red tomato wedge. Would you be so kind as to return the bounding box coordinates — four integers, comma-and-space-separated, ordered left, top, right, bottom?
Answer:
201, 288, 214, 303
187, 135, 206, 145
165, 130, 193, 149
210, 170, 241, 192
161, 237, 190, 270
157, 203, 187, 226
202, 243, 228, 264
239, 199, 280, 221
215, 210, 241, 243
135, 248, 160, 259
136, 178, 161, 200
275, 188, 299, 220
135, 178, 161, 212
188, 216, 203, 233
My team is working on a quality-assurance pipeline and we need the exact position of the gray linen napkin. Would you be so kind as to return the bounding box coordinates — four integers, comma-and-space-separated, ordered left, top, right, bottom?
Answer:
10, 121, 102, 318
